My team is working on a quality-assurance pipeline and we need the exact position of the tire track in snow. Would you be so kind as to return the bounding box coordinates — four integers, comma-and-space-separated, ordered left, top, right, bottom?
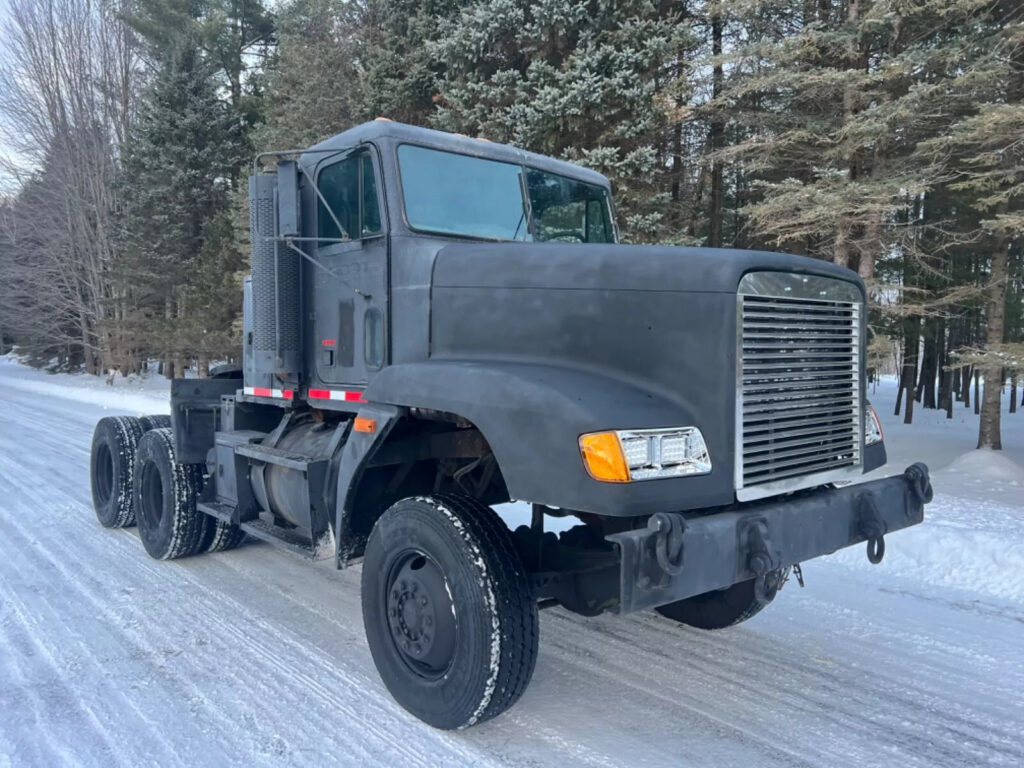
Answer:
3, 369, 1024, 767
0, 467, 486, 767
0, 388, 499, 767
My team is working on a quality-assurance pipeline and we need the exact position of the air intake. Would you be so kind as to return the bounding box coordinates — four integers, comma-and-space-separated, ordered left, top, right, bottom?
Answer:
248, 173, 301, 383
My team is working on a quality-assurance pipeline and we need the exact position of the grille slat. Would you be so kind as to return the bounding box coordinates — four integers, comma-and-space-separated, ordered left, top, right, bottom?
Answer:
744, 433, 859, 460
745, 458, 859, 484
745, 423, 856, 448
738, 289, 862, 494
743, 399, 857, 416
744, 377, 854, 394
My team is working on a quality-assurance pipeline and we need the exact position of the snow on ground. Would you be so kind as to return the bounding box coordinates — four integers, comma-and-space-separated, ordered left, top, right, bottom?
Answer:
0, 361, 1022, 767
0, 354, 170, 416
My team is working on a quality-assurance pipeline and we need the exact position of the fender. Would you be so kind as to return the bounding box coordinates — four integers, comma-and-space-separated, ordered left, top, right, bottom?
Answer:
363, 360, 738, 517
334, 402, 405, 568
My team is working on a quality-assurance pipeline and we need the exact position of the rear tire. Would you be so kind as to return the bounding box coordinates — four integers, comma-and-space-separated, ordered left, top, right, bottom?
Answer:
361, 494, 539, 729
133, 428, 210, 560
202, 521, 246, 553
90, 416, 145, 528
655, 571, 786, 630
139, 414, 171, 432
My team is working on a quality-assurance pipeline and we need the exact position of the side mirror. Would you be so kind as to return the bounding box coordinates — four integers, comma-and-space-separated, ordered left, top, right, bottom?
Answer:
276, 160, 300, 238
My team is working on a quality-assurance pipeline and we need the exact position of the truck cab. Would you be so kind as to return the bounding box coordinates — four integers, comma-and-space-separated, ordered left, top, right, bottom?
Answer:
89, 120, 932, 730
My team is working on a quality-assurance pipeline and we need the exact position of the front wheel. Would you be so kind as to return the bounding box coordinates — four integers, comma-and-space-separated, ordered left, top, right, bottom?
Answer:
655, 569, 788, 630
361, 494, 539, 729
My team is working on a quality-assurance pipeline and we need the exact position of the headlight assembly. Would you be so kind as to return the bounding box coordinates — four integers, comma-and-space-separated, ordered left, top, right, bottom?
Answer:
579, 427, 712, 483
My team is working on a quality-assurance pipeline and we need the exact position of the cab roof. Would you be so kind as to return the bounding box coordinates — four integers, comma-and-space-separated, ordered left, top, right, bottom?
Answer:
303, 120, 611, 189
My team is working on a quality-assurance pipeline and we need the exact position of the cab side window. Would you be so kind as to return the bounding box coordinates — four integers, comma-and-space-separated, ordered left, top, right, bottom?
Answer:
317, 153, 382, 242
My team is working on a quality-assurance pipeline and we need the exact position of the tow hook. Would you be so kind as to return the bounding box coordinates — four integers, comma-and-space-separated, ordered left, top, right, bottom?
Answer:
857, 493, 887, 565
744, 521, 778, 604
647, 513, 686, 576
905, 462, 934, 507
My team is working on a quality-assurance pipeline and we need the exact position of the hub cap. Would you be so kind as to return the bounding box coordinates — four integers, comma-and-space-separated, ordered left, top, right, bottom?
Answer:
385, 552, 457, 679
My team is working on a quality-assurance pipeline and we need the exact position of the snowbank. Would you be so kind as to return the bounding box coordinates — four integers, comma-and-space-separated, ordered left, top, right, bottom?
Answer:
831, 491, 1024, 603
0, 353, 169, 415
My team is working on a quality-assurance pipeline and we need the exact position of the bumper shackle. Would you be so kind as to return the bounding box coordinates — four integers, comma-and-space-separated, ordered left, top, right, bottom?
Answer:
905, 462, 934, 506
857, 492, 888, 565
648, 512, 686, 576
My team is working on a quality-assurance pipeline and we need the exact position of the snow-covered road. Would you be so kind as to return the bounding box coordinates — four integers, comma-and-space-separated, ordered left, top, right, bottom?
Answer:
1, 363, 1022, 767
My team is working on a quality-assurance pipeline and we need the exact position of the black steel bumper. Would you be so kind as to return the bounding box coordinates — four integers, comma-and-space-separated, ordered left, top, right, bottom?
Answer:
606, 463, 932, 615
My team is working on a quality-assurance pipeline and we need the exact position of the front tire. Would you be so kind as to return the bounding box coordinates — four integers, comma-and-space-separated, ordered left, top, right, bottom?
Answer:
90, 416, 145, 528
133, 428, 210, 560
655, 571, 787, 630
361, 494, 539, 729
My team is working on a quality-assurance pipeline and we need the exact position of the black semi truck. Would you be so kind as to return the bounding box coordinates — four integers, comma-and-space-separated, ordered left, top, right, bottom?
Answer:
89, 120, 932, 730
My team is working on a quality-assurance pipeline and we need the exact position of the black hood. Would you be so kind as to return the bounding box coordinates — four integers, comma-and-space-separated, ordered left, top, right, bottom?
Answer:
422, 241, 866, 513
432, 242, 863, 296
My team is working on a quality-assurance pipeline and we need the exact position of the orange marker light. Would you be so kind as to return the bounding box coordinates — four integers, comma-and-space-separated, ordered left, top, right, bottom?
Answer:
579, 432, 630, 483
354, 417, 377, 434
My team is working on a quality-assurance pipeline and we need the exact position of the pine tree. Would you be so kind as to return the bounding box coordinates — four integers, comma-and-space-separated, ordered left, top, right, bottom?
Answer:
431, 0, 691, 242
914, 3, 1023, 447
119, 40, 245, 374
255, 0, 365, 148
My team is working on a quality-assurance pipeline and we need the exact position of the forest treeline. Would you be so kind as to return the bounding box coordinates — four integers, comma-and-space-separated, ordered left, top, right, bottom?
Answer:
0, 0, 1020, 447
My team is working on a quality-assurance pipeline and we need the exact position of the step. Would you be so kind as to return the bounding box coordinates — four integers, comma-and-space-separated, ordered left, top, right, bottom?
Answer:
240, 518, 316, 559
236, 442, 318, 471
197, 501, 236, 524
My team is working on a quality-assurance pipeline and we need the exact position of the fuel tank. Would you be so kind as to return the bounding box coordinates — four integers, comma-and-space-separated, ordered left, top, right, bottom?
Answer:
250, 421, 336, 529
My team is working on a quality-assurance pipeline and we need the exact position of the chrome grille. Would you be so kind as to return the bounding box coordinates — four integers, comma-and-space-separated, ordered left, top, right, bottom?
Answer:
737, 275, 863, 499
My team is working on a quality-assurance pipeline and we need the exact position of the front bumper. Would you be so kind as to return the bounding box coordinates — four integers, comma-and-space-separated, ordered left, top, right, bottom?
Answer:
607, 463, 932, 614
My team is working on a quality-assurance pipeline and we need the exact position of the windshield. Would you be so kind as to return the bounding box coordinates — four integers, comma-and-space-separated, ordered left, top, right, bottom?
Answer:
397, 144, 615, 243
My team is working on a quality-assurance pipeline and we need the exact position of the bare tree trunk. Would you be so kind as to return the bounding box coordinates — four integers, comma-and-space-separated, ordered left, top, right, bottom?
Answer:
902, 320, 919, 424
708, 3, 724, 248
1011, 375, 1018, 415
978, 242, 1008, 448
918, 327, 937, 408
974, 368, 980, 415
939, 318, 954, 419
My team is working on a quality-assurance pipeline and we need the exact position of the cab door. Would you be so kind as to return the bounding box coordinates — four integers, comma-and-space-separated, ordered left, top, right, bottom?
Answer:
311, 150, 387, 387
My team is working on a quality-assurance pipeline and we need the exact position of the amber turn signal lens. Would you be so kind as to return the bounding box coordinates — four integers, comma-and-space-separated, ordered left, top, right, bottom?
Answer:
354, 417, 377, 433
579, 432, 630, 483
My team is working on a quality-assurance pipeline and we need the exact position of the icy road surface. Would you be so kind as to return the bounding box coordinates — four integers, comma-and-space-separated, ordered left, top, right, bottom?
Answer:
1, 361, 1023, 767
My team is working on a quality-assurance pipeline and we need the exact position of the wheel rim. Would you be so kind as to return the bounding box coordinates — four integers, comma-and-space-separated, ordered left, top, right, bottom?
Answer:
384, 551, 457, 680
139, 460, 164, 528
95, 443, 114, 506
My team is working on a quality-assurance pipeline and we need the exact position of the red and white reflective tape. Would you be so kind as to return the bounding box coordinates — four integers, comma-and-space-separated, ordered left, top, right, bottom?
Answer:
244, 386, 294, 400
308, 388, 367, 403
